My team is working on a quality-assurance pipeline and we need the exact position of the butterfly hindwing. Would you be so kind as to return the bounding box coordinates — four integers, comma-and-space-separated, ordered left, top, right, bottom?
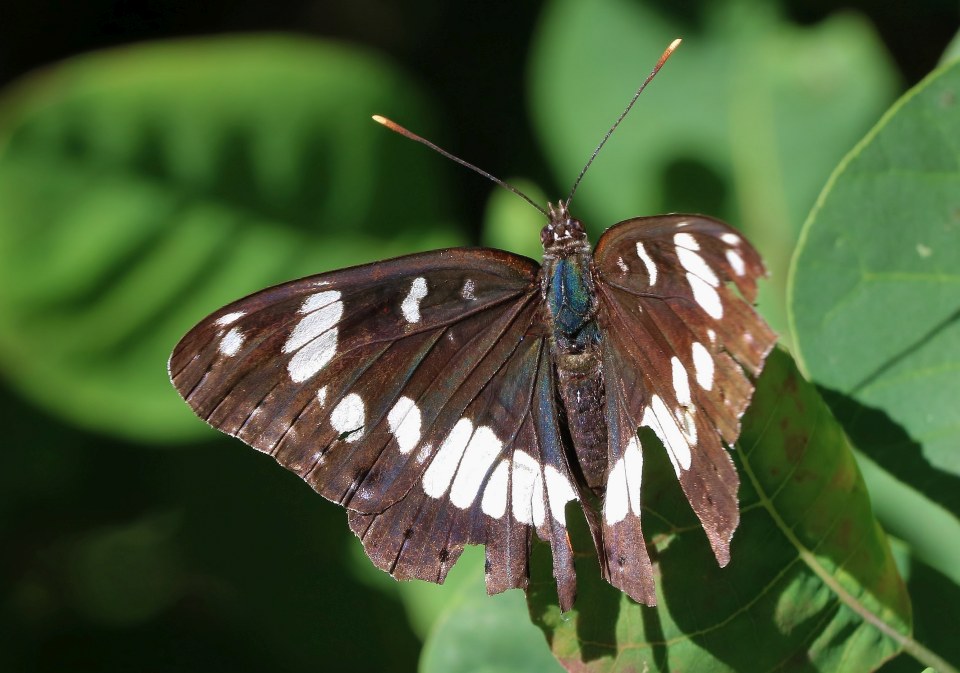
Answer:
594, 215, 776, 569
348, 337, 582, 610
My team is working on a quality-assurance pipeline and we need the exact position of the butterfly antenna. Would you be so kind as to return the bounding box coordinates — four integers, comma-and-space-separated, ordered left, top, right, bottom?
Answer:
372, 115, 549, 217
564, 38, 682, 210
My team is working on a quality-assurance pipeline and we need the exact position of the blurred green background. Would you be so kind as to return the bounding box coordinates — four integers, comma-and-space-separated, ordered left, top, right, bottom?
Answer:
0, 1, 957, 672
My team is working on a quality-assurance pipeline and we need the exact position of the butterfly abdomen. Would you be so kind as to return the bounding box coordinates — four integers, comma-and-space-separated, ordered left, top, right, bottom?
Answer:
556, 362, 607, 491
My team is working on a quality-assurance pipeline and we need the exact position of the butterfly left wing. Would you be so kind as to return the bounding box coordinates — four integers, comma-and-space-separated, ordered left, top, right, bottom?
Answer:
348, 335, 584, 610
592, 215, 776, 597
169, 249, 582, 607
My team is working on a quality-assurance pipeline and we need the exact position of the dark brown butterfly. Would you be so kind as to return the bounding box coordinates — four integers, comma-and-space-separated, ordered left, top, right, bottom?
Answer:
168, 40, 775, 611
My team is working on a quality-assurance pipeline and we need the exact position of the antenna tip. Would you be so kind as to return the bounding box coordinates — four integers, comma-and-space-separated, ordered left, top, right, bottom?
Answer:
372, 114, 408, 135
668, 37, 682, 52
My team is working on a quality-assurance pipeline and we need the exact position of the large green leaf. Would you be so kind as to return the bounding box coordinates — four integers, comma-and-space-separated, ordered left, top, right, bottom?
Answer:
418, 547, 564, 673
528, 0, 898, 342
0, 36, 461, 442
788, 59, 960, 551
529, 349, 914, 672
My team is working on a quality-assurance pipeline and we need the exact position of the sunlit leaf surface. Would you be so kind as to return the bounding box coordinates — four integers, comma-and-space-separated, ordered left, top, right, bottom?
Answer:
790, 60, 960, 538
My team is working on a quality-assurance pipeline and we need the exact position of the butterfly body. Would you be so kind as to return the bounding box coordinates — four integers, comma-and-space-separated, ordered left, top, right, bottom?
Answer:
170, 207, 775, 612
540, 206, 608, 492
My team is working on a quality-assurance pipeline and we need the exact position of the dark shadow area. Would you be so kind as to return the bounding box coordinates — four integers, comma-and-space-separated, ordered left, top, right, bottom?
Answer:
659, 156, 730, 220
877, 553, 960, 673
528, 503, 621, 663
0, 384, 421, 673
817, 385, 960, 521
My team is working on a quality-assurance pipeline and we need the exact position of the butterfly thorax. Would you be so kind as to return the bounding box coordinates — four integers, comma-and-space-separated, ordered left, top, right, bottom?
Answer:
540, 205, 608, 490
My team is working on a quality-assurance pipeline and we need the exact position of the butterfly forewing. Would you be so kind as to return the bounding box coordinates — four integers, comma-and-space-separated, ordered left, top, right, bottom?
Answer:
593, 215, 776, 567
171, 249, 537, 507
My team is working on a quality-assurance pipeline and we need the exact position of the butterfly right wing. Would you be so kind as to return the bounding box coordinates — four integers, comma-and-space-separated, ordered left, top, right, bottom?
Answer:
592, 215, 776, 604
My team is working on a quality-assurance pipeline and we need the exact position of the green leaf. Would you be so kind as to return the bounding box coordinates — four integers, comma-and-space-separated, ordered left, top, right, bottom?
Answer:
420, 548, 564, 673
481, 178, 547, 259
942, 28, 960, 65
878, 537, 960, 673
528, 0, 898, 343
788, 58, 960, 562
529, 349, 913, 672
0, 36, 461, 442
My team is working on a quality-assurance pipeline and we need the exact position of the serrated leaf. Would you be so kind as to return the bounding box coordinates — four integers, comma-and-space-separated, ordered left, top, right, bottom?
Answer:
529, 349, 912, 672
528, 0, 898, 343
788, 59, 960, 536
0, 36, 461, 442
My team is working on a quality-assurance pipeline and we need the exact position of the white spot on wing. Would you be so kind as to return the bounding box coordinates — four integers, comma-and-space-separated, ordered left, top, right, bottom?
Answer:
544, 465, 577, 525
511, 450, 541, 525
671, 356, 691, 405
422, 418, 472, 498
677, 247, 719, 287
215, 311, 245, 326
644, 395, 692, 476
603, 456, 629, 524
317, 386, 327, 406
687, 272, 723, 319
285, 291, 343, 382
635, 242, 657, 285
287, 330, 338, 382
461, 279, 477, 300
624, 436, 643, 514
286, 291, 343, 352
674, 232, 699, 250
481, 459, 510, 519
691, 342, 714, 391
299, 290, 341, 315
721, 232, 741, 245
605, 436, 644, 524
388, 396, 422, 454
450, 426, 503, 509
401, 277, 429, 323
617, 256, 628, 273
707, 328, 717, 344
330, 393, 365, 442
726, 248, 746, 276
218, 327, 244, 356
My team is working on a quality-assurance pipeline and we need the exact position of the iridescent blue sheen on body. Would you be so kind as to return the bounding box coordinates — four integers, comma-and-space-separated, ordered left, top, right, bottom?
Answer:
547, 257, 600, 352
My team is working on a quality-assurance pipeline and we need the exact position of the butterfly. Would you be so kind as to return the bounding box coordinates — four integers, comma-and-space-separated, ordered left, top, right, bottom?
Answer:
168, 40, 776, 611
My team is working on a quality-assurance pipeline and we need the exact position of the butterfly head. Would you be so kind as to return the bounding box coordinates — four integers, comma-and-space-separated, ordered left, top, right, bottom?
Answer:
541, 202, 589, 257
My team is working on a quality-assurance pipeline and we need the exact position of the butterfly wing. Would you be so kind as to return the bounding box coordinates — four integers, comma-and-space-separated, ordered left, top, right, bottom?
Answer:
348, 336, 582, 610
169, 248, 581, 606
593, 214, 776, 595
